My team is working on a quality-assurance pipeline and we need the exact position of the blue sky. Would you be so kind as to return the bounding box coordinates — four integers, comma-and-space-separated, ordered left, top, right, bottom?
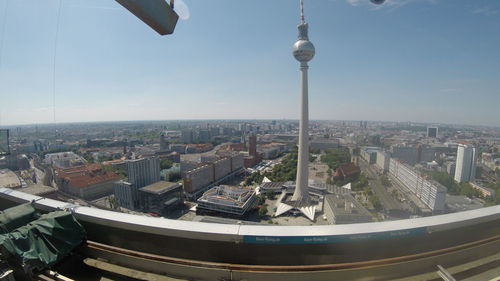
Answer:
0, 0, 499, 126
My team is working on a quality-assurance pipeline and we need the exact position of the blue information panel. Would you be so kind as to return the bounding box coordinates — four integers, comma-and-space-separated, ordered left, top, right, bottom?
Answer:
0, 129, 8, 156
243, 227, 428, 244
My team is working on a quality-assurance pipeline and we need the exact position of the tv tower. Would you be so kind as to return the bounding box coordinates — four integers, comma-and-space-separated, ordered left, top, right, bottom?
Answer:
291, 0, 315, 205
274, 0, 316, 220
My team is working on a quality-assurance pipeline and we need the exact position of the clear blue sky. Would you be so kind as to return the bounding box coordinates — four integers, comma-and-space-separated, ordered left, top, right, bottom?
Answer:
0, 0, 499, 126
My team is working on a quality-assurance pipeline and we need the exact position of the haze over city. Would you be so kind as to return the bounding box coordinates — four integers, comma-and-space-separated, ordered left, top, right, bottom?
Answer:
0, 0, 499, 126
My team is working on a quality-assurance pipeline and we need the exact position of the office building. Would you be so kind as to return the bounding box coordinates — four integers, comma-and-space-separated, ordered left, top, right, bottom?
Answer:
427, 126, 438, 138
454, 144, 477, 183
198, 129, 211, 142
139, 181, 183, 214
113, 180, 137, 210
323, 194, 373, 224
389, 159, 446, 211
196, 185, 257, 217
360, 147, 381, 164
183, 154, 244, 199
309, 138, 339, 151
391, 146, 419, 165
376, 151, 390, 172
181, 129, 194, 144
249, 135, 257, 156
126, 157, 160, 189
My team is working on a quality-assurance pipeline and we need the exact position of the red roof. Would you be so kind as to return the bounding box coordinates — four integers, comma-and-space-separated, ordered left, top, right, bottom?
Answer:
56, 164, 119, 188
334, 163, 361, 179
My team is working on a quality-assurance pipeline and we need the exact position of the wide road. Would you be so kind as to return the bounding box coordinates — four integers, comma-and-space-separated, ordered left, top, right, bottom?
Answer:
359, 160, 402, 211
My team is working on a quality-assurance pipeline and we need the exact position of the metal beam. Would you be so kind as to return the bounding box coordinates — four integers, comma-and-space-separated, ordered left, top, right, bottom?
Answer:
437, 265, 457, 281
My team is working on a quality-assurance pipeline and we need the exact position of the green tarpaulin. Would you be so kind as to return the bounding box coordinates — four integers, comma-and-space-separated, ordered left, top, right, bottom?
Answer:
0, 203, 39, 234
0, 208, 86, 273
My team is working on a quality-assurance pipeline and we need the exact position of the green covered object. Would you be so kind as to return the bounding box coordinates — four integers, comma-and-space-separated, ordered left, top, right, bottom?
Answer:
0, 203, 39, 234
0, 210, 86, 272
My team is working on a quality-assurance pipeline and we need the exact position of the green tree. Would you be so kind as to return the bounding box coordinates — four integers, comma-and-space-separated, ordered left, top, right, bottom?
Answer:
258, 206, 268, 218
244, 171, 265, 186
160, 158, 173, 170
320, 148, 351, 170
83, 152, 94, 163
369, 195, 382, 210
265, 190, 276, 200
381, 175, 391, 187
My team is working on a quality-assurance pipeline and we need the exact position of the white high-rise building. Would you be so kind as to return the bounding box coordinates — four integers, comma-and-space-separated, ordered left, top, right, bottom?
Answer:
454, 144, 477, 183
126, 157, 160, 189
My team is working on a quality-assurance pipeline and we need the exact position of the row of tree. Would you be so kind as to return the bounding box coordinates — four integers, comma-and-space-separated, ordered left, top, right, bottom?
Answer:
320, 148, 351, 170
428, 171, 481, 198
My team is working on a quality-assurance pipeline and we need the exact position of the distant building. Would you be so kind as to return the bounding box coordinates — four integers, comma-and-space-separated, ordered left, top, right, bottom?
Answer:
391, 146, 419, 166
309, 138, 339, 151
360, 147, 380, 164
170, 144, 187, 154
454, 144, 477, 183
248, 135, 257, 156
198, 129, 211, 142
389, 159, 446, 211
333, 163, 361, 181
259, 181, 288, 194
257, 143, 288, 159
56, 164, 119, 200
113, 180, 137, 209
376, 151, 390, 172
126, 157, 160, 189
470, 182, 496, 198
196, 185, 257, 217
427, 126, 438, 138
181, 129, 194, 144
183, 154, 244, 199
159, 134, 169, 150
139, 181, 183, 214
0, 153, 30, 171
184, 164, 213, 196
323, 194, 373, 224
44, 152, 84, 168
210, 127, 220, 137
446, 162, 456, 176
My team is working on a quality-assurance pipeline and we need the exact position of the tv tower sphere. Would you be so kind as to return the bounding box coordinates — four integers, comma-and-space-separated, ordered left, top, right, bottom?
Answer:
293, 23, 315, 63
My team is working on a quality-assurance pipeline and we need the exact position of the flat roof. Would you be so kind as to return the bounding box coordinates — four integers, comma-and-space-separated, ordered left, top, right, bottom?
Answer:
140, 181, 181, 194
0, 169, 21, 188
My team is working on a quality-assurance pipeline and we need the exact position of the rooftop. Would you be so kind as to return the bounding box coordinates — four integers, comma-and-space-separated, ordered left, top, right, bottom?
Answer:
0, 169, 21, 189
56, 164, 120, 188
198, 185, 255, 207
140, 181, 182, 195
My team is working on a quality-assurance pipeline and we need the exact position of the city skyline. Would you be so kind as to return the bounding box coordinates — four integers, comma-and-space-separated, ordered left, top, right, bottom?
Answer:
0, 0, 499, 126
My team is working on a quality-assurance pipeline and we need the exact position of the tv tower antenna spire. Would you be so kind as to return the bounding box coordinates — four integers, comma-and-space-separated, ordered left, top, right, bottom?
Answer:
300, 0, 305, 23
